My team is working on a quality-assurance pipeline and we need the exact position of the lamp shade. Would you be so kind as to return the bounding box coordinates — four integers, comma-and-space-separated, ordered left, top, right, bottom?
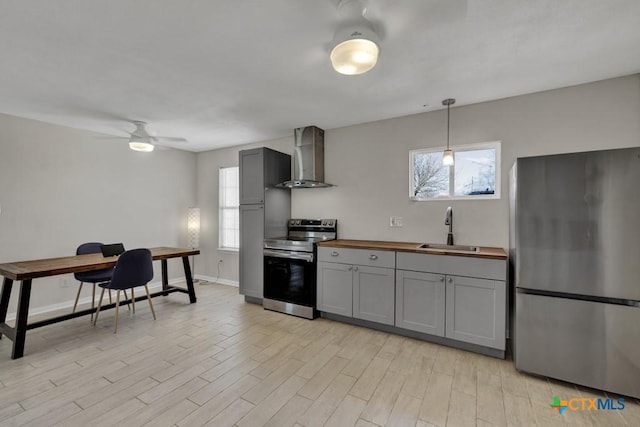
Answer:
129, 141, 154, 152
187, 207, 200, 249
330, 25, 380, 75
442, 150, 454, 166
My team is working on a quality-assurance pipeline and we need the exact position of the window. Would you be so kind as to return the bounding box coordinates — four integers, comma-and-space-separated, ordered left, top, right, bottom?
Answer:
219, 166, 239, 250
410, 141, 501, 200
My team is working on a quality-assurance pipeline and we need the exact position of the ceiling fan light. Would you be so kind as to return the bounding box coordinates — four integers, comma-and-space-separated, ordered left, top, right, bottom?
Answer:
330, 26, 380, 75
129, 141, 154, 152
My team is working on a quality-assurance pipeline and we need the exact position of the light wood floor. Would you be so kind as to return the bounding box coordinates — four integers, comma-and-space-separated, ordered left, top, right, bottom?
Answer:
0, 282, 638, 427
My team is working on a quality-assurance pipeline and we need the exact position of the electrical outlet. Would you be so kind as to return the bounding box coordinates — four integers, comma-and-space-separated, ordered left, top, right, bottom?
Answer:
390, 216, 403, 227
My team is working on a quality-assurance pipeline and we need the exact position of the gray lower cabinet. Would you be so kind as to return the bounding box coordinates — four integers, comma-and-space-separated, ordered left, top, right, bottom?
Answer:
396, 252, 507, 351
317, 262, 353, 316
353, 266, 395, 325
395, 270, 445, 336
317, 247, 396, 325
239, 204, 265, 299
318, 247, 508, 354
445, 275, 506, 350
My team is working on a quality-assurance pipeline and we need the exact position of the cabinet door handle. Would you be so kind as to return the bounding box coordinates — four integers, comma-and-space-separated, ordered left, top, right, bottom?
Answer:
440, 276, 445, 282
331, 251, 339, 257
353, 266, 359, 272
448, 277, 453, 283
369, 255, 378, 260
348, 266, 353, 271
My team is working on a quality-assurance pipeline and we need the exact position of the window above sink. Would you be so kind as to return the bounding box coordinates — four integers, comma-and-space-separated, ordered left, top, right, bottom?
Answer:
410, 141, 501, 201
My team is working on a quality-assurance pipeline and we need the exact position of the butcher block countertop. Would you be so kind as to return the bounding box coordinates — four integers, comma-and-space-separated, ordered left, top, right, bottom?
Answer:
317, 239, 508, 260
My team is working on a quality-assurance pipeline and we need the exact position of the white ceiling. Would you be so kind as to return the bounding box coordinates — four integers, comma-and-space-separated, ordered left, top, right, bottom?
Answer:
1, 0, 639, 152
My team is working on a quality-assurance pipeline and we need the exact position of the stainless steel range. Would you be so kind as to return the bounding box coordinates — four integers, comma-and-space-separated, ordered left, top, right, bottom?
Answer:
263, 219, 337, 319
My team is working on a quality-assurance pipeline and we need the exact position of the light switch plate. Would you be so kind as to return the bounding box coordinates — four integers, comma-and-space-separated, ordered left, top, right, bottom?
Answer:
390, 216, 403, 227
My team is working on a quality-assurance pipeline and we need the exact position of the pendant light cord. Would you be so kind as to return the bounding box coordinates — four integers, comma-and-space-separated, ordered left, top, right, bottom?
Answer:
447, 103, 450, 150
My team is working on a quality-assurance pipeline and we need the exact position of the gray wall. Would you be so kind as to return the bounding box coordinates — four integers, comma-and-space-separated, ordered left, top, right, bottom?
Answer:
293, 74, 640, 246
0, 114, 197, 314
195, 74, 639, 284
2, 74, 638, 307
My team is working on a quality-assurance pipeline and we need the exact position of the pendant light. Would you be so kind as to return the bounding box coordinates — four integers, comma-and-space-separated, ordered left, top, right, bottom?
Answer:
442, 98, 455, 166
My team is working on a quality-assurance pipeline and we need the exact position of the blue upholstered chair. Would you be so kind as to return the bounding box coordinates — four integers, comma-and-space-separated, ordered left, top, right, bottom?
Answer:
93, 248, 156, 333
73, 242, 114, 320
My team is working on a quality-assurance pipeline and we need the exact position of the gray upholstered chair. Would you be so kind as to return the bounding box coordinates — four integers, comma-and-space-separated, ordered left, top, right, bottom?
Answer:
73, 242, 114, 320
93, 248, 156, 333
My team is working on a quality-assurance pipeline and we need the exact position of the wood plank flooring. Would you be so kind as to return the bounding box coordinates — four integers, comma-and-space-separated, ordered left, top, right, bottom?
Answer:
1, 282, 638, 426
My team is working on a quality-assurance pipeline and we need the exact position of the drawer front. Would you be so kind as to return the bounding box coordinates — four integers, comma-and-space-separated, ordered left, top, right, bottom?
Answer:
396, 252, 506, 281
318, 247, 395, 268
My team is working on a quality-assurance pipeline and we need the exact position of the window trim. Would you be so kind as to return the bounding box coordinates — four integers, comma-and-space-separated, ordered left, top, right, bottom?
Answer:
218, 166, 240, 250
409, 141, 501, 201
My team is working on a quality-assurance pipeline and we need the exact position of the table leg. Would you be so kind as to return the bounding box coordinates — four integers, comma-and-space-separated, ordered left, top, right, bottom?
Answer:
0, 278, 14, 340
182, 256, 197, 304
12, 279, 32, 359
161, 259, 169, 296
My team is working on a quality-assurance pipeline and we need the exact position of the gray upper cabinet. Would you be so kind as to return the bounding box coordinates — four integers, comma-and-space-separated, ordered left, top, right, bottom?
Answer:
240, 148, 291, 205
239, 149, 265, 205
239, 204, 265, 299
445, 275, 506, 350
395, 270, 445, 336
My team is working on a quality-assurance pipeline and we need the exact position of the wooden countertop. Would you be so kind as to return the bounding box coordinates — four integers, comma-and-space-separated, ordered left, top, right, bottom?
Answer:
0, 247, 200, 281
317, 239, 507, 260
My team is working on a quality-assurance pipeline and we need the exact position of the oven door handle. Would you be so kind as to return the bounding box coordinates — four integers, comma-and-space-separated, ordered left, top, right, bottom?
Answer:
264, 249, 314, 262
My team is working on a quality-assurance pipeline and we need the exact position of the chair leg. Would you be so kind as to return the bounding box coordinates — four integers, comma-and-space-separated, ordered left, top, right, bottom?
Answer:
72, 282, 83, 313
123, 290, 131, 310
93, 288, 105, 326
90, 283, 96, 322
131, 287, 135, 314
109, 289, 112, 304
144, 285, 156, 320
114, 290, 120, 333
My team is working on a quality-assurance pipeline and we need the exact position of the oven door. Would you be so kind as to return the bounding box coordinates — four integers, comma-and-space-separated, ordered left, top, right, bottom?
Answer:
263, 249, 316, 307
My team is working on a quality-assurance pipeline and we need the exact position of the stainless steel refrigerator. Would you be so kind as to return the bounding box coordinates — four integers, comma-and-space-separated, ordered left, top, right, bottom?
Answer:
510, 147, 640, 399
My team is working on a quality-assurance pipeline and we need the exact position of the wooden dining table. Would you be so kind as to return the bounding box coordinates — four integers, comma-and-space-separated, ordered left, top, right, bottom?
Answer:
0, 246, 199, 359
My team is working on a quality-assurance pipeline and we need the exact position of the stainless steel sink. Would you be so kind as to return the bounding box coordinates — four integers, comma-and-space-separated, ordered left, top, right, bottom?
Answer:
417, 243, 480, 253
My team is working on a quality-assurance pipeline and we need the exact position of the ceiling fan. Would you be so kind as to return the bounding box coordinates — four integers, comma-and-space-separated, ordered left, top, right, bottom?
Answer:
106, 121, 188, 152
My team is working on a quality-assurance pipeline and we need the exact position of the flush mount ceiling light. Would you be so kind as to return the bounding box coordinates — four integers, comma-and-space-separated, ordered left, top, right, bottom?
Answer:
442, 98, 456, 166
330, 0, 380, 75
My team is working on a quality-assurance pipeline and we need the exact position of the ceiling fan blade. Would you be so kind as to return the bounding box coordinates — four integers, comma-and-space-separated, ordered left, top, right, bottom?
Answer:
94, 136, 130, 140
153, 136, 188, 143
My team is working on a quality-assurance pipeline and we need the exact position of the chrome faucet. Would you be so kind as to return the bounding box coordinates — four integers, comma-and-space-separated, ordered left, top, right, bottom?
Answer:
445, 206, 454, 245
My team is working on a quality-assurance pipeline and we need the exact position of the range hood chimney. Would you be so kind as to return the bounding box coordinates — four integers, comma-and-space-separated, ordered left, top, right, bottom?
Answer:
277, 126, 333, 188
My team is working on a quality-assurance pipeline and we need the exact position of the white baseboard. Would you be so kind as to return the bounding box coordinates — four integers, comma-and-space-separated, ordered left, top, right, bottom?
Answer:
5, 278, 183, 322
197, 275, 239, 288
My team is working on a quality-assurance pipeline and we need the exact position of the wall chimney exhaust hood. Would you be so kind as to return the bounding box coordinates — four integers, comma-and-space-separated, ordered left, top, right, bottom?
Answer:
277, 126, 333, 188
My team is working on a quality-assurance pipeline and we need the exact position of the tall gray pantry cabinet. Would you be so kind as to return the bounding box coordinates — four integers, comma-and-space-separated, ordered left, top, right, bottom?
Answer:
239, 147, 291, 302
